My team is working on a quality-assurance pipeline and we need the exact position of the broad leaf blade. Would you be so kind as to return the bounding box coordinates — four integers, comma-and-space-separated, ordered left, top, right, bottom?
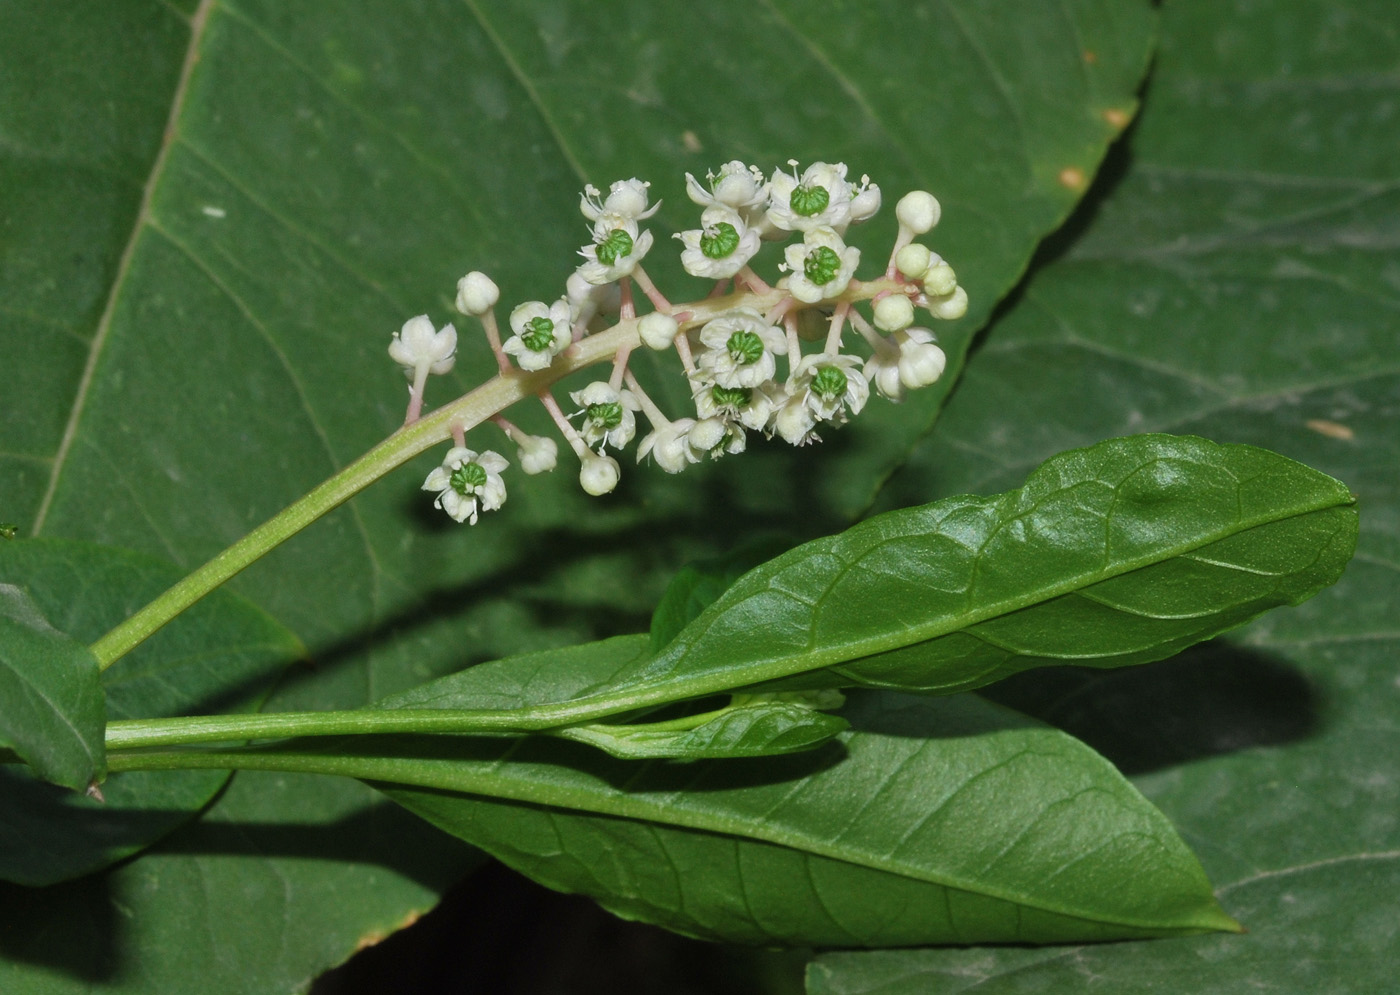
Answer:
0, 539, 298, 885
580, 435, 1356, 709
816, 0, 1400, 990
0, 585, 104, 791
172, 691, 1235, 945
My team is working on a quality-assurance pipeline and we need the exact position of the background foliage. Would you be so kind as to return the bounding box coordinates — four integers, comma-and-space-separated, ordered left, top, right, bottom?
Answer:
0, 0, 1394, 991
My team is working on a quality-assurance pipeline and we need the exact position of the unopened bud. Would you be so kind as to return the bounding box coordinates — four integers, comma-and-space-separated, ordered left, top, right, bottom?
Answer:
895, 191, 941, 234
922, 261, 958, 298
872, 294, 915, 332
456, 272, 500, 316
639, 312, 680, 350
895, 244, 933, 280
579, 451, 621, 496
925, 285, 969, 321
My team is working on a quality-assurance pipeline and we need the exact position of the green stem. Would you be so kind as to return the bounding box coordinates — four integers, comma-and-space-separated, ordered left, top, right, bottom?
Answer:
87, 280, 900, 671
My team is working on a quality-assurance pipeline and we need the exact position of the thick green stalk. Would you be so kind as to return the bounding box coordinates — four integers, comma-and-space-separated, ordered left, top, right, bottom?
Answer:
87, 280, 899, 671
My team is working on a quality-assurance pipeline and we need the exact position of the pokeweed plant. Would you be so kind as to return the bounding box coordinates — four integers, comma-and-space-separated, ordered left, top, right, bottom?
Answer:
0, 160, 1357, 956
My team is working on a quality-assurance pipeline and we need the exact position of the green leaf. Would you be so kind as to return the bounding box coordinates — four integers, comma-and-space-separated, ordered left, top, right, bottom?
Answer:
0, 0, 1157, 987
551, 699, 849, 760
818, 0, 1400, 989
649, 536, 794, 653
0, 584, 104, 791
0, 539, 298, 885
135, 691, 1235, 946
557, 435, 1355, 715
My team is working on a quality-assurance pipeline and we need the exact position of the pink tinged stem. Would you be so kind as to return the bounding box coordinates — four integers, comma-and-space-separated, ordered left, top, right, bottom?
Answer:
619, 277, 636, 321
609, 344, 633, 392
764, 296, 795, 326
478, 310, 512, 374
737, 266, 773, 294
825, 301, 850, 355
623, 370, 672, 429
404, 364, 431, 426
784, 312, 802, 378
848, 307, 892, 351
491, 414, 522, 445
450, 419, 467, 448
671, 329, 696, 375
537, 391, 589, 459
707, 279, 732, 299
630, 265, 673, 313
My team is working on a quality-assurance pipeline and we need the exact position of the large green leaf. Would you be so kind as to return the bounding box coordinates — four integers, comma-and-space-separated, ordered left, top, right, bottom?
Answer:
812, 0, 1400, 990
0, 539, 298, 885
0, 0, 1156, 988
0, 584, 104, 792
114, 691, 1237, 946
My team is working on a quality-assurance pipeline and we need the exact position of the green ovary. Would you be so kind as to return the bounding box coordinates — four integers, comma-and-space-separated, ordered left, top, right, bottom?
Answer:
726, 330, 765, 365
449, 461, 488, 495
587, 401, 624, 429
596, 229, 634, 266
789, 183, 830, 217
803, 245, 842, 286
521, 316, 557, 351
811, 365, 848, 400
700, 222, 741, 259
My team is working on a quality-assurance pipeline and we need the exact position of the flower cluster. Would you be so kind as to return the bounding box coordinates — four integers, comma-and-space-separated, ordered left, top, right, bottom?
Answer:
388, 160, 967, 524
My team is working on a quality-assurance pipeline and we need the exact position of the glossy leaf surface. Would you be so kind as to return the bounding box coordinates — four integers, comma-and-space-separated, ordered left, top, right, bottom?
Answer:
812, 0, 1398, 990
170, 691, 1235, 946
0, 0, 1155, 988
0, 539, 297, 885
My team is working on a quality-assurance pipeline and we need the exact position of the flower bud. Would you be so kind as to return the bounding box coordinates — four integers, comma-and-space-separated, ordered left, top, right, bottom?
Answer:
456, 272, 500, 316
895, 243, 933, 280
872, 294, 915, 332
921, 261, 958, 298
926, 285, 969, 321
639, 312, 680, 350
516, 434, 558, 475
579, 451, 620, 496
895, 191, 941, 233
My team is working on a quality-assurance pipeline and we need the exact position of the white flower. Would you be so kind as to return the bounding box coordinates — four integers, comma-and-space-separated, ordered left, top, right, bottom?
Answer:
515, 433, 558, 475
782, 226, 860, 304
455, 272, 499, 316
422, 447, 509, 524
675, 206, 762, 280
848, 174, 882, 225
864, 347, 906, 402
789, 352, 869, 423
767, 161, 855, 233
772, 393, 819, 446
503, 299, 571, 371
688, 417, 746, 460
566, 271, 620, 331
389, 315, 457, 378
637, 417, 699, 473
695, 308, 787, 388
895, 327, 947, 389
693, 381, 775, 432
686, 161, 769, 216
569, 381, 639, 451
580, 178, 660, 223
579, 451, 621, 496
576, 216, 654, 285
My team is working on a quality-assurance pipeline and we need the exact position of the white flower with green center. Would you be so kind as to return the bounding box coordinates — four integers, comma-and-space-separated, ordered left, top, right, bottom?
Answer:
388, 315, 457, 377
503, 299, 571, 371
576, 216, 653, 285
696, 308, 788, 388
637, 417, 700, 473
766, 161, 856, 233
421, 447, 509, 525
789, 352, 869, 424
693, 382, 774, 432
580, 178, 660, 223
685, 161, 768, 215
569, 381, 639, 451
675, 206, 762, 280
782, 226, 860, 304
688, 417, 746, 460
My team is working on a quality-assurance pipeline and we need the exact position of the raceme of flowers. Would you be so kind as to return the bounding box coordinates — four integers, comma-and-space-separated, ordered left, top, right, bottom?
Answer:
386, 160, 969, 524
